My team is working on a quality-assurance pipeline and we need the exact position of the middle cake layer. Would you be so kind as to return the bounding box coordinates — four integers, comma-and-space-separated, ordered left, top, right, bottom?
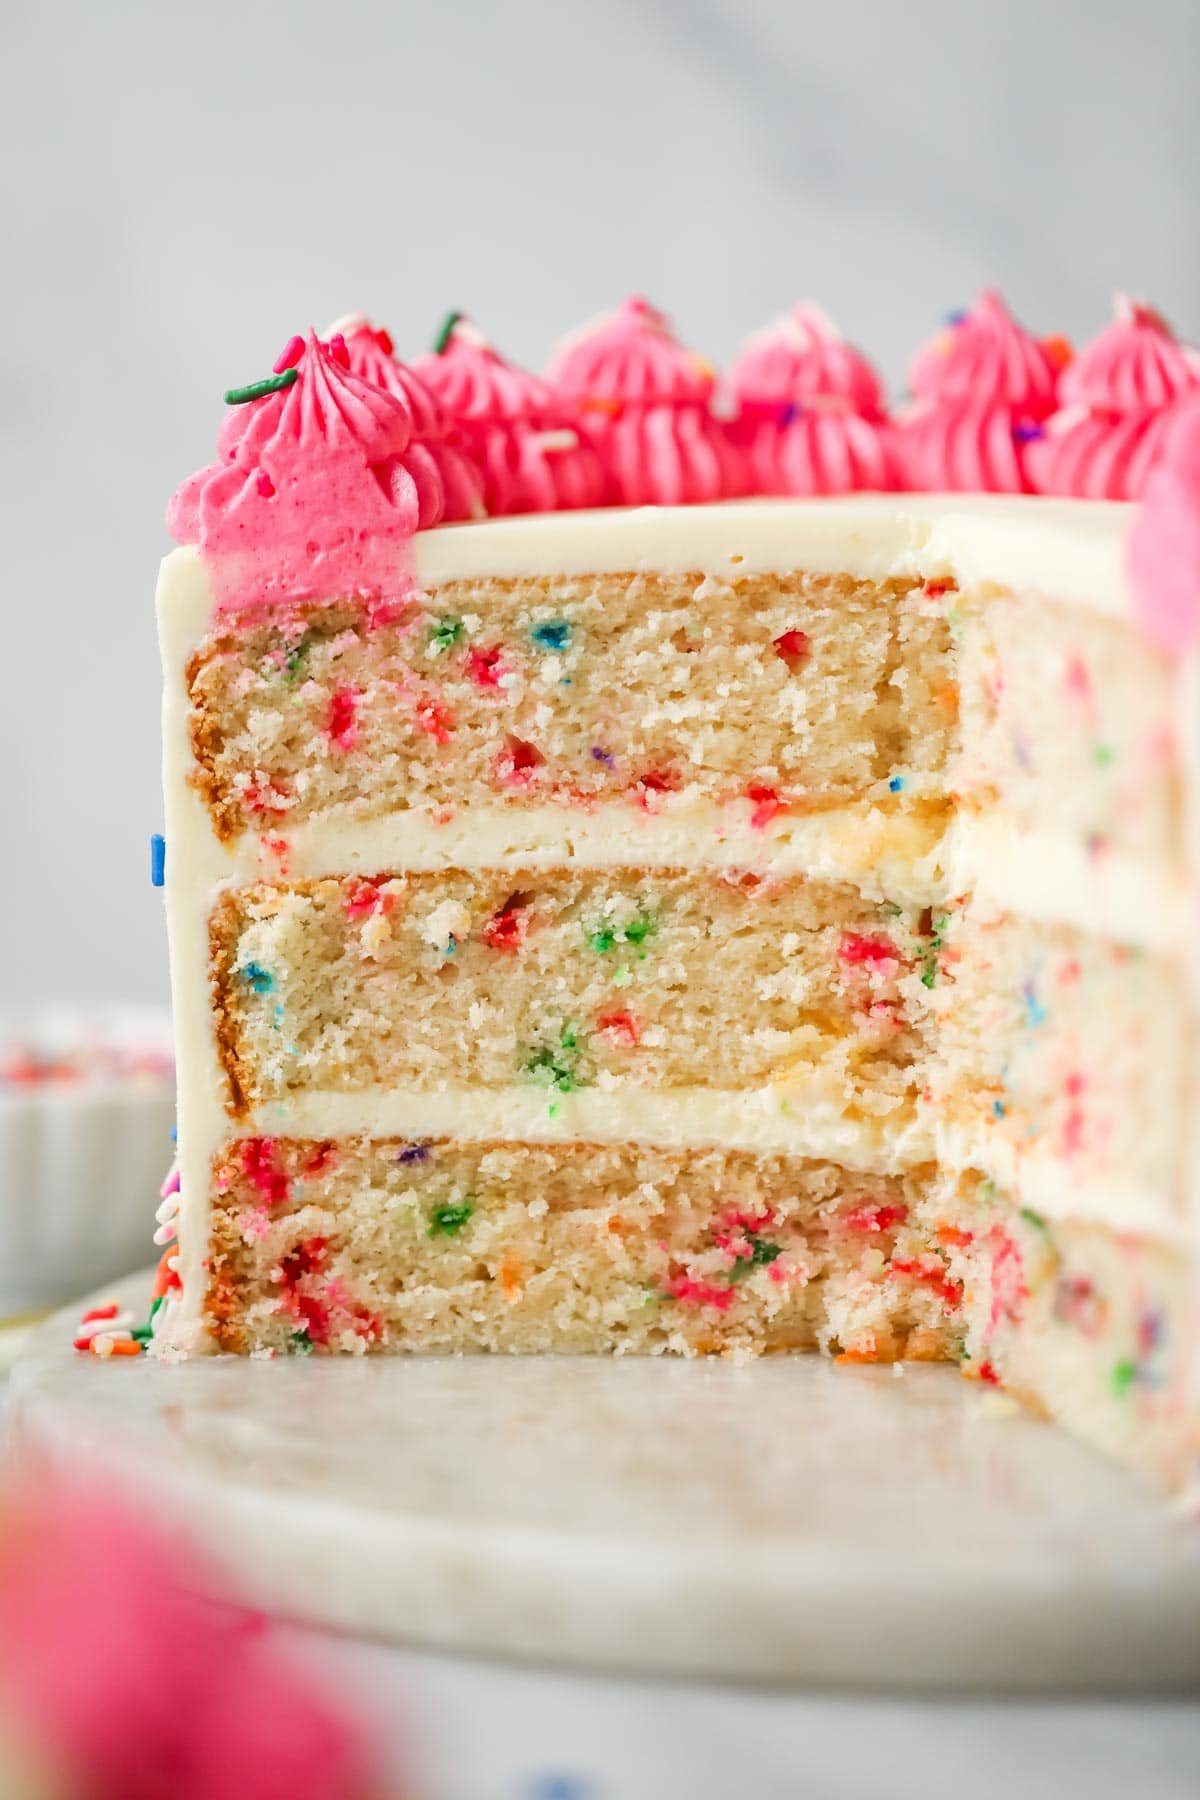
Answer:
211, 868, 938, 1111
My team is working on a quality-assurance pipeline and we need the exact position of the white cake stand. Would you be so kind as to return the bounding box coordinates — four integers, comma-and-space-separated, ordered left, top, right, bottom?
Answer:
8, 1272, 1200, 1694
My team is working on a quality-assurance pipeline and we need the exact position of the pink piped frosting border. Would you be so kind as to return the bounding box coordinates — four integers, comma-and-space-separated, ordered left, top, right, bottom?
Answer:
167, 293, 1200, 650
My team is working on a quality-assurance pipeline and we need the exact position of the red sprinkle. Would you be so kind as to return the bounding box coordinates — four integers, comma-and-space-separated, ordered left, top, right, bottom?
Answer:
467, 644, 507, 689
772, 628, 811, 668
344, 878, 395, 922
745, 783, 784, 830
889, 1255, 963, 1311
326, 687, 359, 751
977, 1359, 1001, 1385
327, 333, 350, 368
484, 895, 531, 952
415, 698, 455, 743
494, 736, 544, 787
256, 471, 275, 497
376, 327, 394, 355
273, 334, 305, 374
80, 1303, 120, 1324
923, 579, 956, 600
838, 932, 901, 970
663, 1273, 736, 1312
597, 1008, 640, 1046
240, 1138, 290, 1209
281, 1236, 329, 1283
842, 1202, 908, 1235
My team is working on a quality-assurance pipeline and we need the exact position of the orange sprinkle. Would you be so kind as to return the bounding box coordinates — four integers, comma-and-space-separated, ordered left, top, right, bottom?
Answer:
499, 1255, 525, 1301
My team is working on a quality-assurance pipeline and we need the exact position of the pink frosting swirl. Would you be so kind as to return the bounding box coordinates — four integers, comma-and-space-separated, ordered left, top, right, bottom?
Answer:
1127, 396, 1200, 654
728, 305, 885, 415
894, 292, 1058, 493
167, 331, 420, 609
907, 289, 1058, 414
726, 306, 892, 495
331, 313, 486, 525
1027, 299, 1200, 500
1059, 297, 1200, 412
545, 297, 739, 505
547, 296, 714, 407
411, 319, 605, 515
891, 400, 1032, 494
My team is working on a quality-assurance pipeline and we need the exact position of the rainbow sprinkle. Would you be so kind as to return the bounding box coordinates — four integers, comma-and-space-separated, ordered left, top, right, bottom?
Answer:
224, 369, 299, 406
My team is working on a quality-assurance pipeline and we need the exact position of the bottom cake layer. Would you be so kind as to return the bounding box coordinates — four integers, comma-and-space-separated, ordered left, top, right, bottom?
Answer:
199, 1135, 1191, 1480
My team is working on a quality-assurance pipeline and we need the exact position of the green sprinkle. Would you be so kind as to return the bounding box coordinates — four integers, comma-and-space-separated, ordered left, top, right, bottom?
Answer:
429, 1200, 475, 1237
428, 615, 465, 655
1019, 1206, 1048, 1233
523, 1026, 585, 1094
1111, 1357, 1138, 1399
611, 965, 631, 988
1093, 743, 1114, 768
224, 368, 299, 406
585, 908, 657, 956
920, 910, 948, 988
732, 1240, 784, 1280
433, 309, 464, 354
290, 1330, 315, 1355
284, 632, 313, 682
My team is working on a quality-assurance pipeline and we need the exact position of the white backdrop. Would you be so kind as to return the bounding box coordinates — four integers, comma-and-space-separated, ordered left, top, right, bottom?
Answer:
2, 0, 1197, 1004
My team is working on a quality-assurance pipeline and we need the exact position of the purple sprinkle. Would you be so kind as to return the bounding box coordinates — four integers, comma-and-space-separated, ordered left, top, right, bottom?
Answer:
1012, 422, 1045, 443
590, 747, 615, 768
779, 402, 800, 427
944, 308, 968, 327
397, 1142, 432, 1165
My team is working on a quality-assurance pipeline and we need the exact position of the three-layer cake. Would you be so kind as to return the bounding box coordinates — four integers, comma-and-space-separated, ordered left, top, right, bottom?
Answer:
152, 302, 1200, 1486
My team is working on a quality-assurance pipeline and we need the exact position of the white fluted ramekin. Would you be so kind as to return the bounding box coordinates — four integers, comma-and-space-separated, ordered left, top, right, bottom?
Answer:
0, 1006, 174, 1315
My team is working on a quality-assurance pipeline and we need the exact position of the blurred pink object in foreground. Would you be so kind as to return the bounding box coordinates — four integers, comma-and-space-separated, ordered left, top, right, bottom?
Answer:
0, 1483, 381, 1799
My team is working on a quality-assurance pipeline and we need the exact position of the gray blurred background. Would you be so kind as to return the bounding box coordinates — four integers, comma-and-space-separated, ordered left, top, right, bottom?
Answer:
2, 0, 1197, 1006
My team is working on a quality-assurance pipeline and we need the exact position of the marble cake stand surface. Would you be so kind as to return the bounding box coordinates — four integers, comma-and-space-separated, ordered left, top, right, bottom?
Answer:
8, 1274, 1200, 1692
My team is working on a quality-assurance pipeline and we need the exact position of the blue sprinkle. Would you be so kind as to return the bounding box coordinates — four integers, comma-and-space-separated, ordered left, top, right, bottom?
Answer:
944, 308, 969, 326
272, 1003, 284, 1025
239, 962, 274, 995
150, 833, 166, 887
398, 1142, 432, 1164
170, 1125, 178, 1143
1021, 980, 1047, 1028
531, 619, 572, 653
590, 746, 615, 767
888, 775, 905, 793
993, 1098, 1007, 1118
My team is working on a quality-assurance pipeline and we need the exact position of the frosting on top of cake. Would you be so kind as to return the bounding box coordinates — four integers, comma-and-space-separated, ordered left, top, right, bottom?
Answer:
1128, 395, 1200, 652
164, 293, 1199, 648
167, 331, 421, 610
1027, 299, 1200, 503
546, 296, 740, 506
411, 316, 606, 517
331, 312, 486, 528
